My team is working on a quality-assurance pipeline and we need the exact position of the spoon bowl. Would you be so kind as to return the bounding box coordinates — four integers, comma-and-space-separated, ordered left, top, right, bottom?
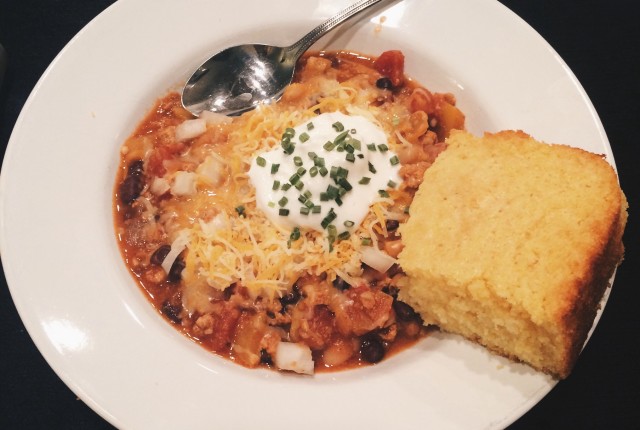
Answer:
182, 44, 296, 116
181, 0, 385, 116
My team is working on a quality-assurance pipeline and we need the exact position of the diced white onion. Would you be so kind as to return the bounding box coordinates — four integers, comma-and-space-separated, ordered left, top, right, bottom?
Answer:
171, 171, 197, 196
161, 230, 190, 274
175, 118, 206, 141
360, 246, 397, 273
196, 156, 224, 186
274, 342, 314, 375
200, 110, 233, 125
150, 177, 170, 195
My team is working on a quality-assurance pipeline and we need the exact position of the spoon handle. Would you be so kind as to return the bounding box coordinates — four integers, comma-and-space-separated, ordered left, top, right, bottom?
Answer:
287, 0, 385, 59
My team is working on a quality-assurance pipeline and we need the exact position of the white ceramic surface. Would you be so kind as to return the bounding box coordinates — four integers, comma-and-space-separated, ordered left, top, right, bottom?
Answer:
0, 0, 614, 429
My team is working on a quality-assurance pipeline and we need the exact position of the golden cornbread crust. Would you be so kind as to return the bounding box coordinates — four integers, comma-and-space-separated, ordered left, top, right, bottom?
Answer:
398, 130, 627, 379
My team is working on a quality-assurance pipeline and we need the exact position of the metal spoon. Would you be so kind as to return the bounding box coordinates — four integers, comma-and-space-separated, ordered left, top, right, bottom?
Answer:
181, 0, 385, 117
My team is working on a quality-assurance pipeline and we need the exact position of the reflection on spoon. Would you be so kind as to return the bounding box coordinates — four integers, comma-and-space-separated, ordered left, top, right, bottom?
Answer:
181, 0, 387, 117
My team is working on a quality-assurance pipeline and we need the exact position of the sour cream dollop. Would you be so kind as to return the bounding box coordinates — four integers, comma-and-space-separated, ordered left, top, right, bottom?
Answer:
248, 112, 401, 236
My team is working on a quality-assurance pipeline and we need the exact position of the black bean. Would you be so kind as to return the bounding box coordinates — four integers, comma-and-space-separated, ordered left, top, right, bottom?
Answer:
360, 334, 385, 363
260, 349, 273, 366
127, 159, 144, 176
119, 174, 144, 204
280, 283, 301, 308
119, 160, 145, 204
332, 276, 350, 291
150, 245, 171, 266
382, 285, 399, 299
167, 256, 185, 283
223, 284, 236, 301
393, 300, 422, 323
161, 301, 182, 323
376, 77, 393, 90
385, 219, 400, 232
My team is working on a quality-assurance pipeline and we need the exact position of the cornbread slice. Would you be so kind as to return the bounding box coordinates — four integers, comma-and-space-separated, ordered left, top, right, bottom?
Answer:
398, 130, 627, 378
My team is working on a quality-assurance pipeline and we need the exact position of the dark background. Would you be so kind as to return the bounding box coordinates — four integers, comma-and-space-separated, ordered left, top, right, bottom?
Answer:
1, 1, 638, 428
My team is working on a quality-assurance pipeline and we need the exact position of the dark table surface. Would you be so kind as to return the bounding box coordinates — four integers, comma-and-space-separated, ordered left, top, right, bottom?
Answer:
1, 1, 638, 429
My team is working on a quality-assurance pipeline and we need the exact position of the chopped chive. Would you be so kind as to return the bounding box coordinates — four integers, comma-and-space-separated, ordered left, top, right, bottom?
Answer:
304, 199, 315, 209
345, 143, 355, 154
361, 237, 373, 246
279, 208, 290, 216
319, 166, 328, 177
309, 166, 318, 177
337, 177, 352, 191
307, 122, 314, 130
298, 194, 307, 204
272, 180, 280, 190
323, 141, 336, 151
313, 157, 325, 167
327, 226, 337, 250
303, 190, 312, 198
235, 205, 245, 217
271, 163, 280, 174
367, 143, 377, 151
359, 177, 371, 185
351, 139, 361, 150
390, 155, 400, 166
345, 153, 355, 163
320, 192, 330, 202
377, 144, 389, 152
282, 141, 295, 155
387, 180, 397, 188
357, 154, 364, 159
300, 207, 310, 215
278, 196, 288, 207
256, 156, 266, 167
350, 128, 357, 134
283, 128, 295, 138
321, 208, 337, 229
312, 205, 321, 214
281, 183, 292, 191
338, 231, 351, 241
368, 162, 377, 174
308, 151, 318, 160
294, 156, 303, 166
335, 196, 343, 206
344, 220, 355, 228
326, 185, 339, 199
334, 130, 349, 144
378, 189, 390, 198
290, 227, 301, 241
294, 181, 304, 190
332, 121, 344, 132
268, 201, 275, 208
337, 166, 349, 179
289, 173, 300, 184
299, 132, 310, 143
297, 167, 307, 176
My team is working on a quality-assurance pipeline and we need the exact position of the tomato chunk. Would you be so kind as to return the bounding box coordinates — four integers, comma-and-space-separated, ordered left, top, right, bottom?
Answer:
373, 50, 405, 87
